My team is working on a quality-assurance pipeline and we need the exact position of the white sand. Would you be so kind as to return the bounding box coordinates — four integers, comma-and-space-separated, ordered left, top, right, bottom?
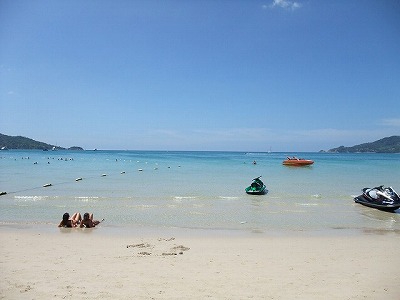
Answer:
1, 227, 399, 299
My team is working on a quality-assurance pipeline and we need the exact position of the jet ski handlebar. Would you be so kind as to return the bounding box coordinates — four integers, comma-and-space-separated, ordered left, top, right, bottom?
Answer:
373, 185, 384, 191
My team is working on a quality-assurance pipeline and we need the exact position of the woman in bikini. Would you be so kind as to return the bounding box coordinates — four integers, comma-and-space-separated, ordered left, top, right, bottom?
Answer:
58, 212, 81, 228
80, 212, 102, 228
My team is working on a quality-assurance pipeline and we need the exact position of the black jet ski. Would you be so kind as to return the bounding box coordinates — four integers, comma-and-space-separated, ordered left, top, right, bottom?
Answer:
354, 185, 400, 212
245, 176, 267, 195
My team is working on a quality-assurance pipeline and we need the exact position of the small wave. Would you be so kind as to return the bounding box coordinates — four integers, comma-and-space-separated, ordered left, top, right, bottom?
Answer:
75, 196, 99, 202
173, 196, 197, 200
218, 196, 239, 200
295, 203, 319, 206
133, 204, 157, 209
189, 211, 206, 216
14, 196, 47, 201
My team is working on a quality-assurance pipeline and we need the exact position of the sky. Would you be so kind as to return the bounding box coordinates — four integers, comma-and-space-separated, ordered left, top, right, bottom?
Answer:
0, 0, 399, 152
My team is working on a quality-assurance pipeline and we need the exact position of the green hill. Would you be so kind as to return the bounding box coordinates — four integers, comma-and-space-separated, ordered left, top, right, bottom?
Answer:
0, 133, 65, 150
328, 136, 400, 153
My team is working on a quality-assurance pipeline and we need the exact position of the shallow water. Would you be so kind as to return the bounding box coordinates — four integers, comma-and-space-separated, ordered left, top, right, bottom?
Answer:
0, 150, 399, 234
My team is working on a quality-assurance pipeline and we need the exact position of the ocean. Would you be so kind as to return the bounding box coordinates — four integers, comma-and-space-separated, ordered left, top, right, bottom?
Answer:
1, 150, 399, 234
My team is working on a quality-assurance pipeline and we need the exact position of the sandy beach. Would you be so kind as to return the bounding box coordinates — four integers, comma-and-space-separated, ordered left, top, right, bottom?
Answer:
1, 226, 399, 299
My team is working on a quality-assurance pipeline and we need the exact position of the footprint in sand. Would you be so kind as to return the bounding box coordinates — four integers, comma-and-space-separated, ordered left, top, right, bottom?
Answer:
126, 239, 190, 256
158, 237, 175, 242
126, 243, 152, 249
171, 245, 190, 252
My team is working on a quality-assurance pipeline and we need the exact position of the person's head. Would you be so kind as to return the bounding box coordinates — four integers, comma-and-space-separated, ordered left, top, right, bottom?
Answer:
63, 213, 69, 222
83, 213, 90, 220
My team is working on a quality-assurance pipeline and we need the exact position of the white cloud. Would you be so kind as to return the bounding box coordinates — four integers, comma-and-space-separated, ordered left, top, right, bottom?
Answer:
269, 0, 302, 10
380, 118, 400, 127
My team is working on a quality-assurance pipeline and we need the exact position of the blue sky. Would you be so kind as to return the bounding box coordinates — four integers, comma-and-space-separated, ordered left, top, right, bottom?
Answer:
1, 0, 399, 151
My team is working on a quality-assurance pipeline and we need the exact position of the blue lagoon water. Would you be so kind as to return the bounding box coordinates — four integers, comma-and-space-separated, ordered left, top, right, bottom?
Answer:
1, 150, 399, 234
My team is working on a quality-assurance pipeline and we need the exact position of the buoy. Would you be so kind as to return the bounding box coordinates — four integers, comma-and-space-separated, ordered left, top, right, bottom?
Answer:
0, 191, 7, 196
43, 183, 52, 187
75, 177, 83, 181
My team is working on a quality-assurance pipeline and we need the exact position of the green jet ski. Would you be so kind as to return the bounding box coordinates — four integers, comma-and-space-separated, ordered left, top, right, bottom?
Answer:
245, 176, 267, 195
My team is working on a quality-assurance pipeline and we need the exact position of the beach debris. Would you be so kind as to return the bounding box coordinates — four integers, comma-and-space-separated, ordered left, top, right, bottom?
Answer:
0, 191, 7, 196
75, 177, 83, 181
43, 183, 52, 187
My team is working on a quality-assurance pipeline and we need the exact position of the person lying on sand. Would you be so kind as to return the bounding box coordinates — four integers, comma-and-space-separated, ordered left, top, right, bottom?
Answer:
58, 212, 81, 228
80, 212, 102, 228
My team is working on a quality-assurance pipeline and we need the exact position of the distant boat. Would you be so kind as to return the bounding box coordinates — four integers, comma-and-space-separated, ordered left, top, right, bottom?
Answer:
51, 147, 57, 151
282, 157, 314, 166
0, 146, 8, 150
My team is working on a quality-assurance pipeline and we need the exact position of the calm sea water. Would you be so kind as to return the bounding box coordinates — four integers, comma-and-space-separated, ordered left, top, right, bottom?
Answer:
1, 150, 399, 234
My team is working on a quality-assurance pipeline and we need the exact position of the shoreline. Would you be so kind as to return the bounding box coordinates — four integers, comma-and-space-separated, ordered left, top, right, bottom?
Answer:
2, 222, 400, 238
1, 225, 400, 299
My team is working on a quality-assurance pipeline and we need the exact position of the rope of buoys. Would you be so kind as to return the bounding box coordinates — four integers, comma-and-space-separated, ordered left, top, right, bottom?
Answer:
2, 171, 127, 196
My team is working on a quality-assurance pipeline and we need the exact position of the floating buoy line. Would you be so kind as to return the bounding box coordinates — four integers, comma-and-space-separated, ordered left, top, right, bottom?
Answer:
0, 160, 178, 196
0, 170, 130, 196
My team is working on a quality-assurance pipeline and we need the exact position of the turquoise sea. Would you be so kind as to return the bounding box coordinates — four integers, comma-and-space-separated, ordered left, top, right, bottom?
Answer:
0, 150, 399, 234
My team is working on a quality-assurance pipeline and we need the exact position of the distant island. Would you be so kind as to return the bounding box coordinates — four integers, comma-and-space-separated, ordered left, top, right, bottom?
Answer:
0, 133, 83, 150
2, 132, 399, 153
327, 136, 400, 153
